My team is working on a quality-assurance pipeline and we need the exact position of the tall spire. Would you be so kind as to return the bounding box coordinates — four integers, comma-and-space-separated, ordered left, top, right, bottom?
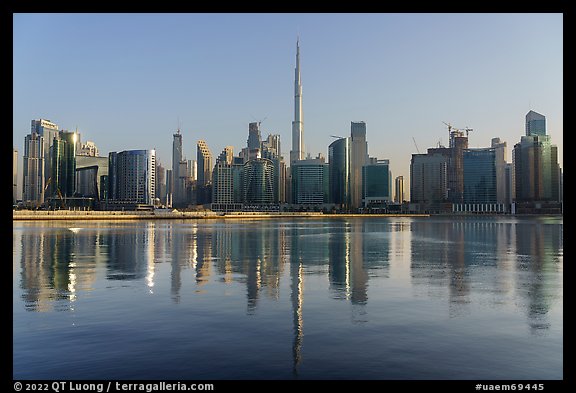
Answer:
290, 36, 304, 164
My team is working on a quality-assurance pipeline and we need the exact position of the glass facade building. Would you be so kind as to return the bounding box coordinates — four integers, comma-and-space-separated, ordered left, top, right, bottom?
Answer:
31, 119, 59, 194
22, 132, 45, 205
243, 158, 275, 205
513, 135, 559, 202
463, 148, 497, 203
50, 131, 78, 198
395, 176, 405, 203
350, 121, 368, 209
362, 160, 392, 207
513, 111, 560, 203
410, 152, 449, 212
291, 158, 329, 205
76, 155, 109, 201
108, 149, 156, 205
328, 137, 350, 208
526, 110, 546, 137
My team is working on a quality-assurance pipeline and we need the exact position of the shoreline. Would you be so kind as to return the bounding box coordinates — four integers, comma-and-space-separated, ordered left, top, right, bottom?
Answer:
13, 210, 432, 221
13, 210, 564, 221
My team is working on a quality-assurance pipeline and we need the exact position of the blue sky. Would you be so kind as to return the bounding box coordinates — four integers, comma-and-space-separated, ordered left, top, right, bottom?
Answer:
13, 13, 563, 198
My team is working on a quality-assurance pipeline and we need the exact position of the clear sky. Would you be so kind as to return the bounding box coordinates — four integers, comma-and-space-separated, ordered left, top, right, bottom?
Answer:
13, 13, 563, 199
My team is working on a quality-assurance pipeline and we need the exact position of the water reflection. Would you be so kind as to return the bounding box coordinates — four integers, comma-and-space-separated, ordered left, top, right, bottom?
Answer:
409, 218, 563, 330
19, 226, 99, 312
15, 216, 562, 377
515, 220, 563, 334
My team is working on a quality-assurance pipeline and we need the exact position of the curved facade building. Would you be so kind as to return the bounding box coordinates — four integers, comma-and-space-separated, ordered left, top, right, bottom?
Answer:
328, 137, 350, 208
243, 158, 275, 205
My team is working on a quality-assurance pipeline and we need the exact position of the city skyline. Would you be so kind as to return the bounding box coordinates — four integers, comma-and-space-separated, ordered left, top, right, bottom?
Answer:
13, 13, 563, 199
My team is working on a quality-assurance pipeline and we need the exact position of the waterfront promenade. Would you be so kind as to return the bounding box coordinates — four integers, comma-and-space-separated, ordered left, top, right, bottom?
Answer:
12, 210, 429, 221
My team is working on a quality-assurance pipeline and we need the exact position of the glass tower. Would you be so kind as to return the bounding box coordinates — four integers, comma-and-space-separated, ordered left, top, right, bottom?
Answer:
513, 111, 560, 202
22, 132, 45, 205
243, 158, 275, 205
463, 148, 497, 203
362, 160, 392, 207
526, 110, 546, 137
108, 150, 156, 205
291, 158, 329, 205
410, 152, 449, 212
328, 137, 350, 208
350, 122, 368, 209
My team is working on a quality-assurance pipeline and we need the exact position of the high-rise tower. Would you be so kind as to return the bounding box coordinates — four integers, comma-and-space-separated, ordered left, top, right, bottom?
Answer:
172, 128, 183, 206
290, 38, 304, 164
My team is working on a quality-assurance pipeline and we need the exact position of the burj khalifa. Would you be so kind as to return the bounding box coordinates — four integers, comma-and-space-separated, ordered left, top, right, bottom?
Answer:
290, 38, 304, 164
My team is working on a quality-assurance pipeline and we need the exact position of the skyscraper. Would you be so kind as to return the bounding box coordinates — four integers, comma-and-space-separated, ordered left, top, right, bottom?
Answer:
13, 148, 18, 204
155, 161, 166, 204
290, 38, 304, 164
491, 137, 508, 204
77, 141, 99, 157
526, 110, 546, 137
247, 122, 261, 150
362, 159, 392, 208
262, 134, 281, 158
212, 147, 243, 212
328, 137, 350, 209
291, 157, 329, 205
410, 152, 449, 212
76, 155, 108, 202
243, 158, 275, 205
172, 129, 184, 206
197, 140, 213, 187
22, 132, 45, 206
350, 121, 368, 209
395, 176, 405, 203
50, 130, 78, 198
513, 111, 559, 202
262, 134, 284, 204
108, 149, 156, 205
31, 119, 59, 197
463, 148, 497, 204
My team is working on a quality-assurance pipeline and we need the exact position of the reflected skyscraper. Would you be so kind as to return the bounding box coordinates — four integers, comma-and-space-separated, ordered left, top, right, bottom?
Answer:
514, 220, 563, 334
290, 242, 304, 376
328, 224, 351, 299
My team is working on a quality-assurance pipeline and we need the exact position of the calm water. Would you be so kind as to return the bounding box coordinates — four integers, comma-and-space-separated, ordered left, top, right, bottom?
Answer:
13, 216, 563, 380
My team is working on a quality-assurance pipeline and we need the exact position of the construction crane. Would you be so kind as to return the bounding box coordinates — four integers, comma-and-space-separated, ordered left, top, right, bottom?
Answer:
250, 114, 268, 129
443, 121, 473, 147
330, 135, 345, 139
412, 137, 421, 154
